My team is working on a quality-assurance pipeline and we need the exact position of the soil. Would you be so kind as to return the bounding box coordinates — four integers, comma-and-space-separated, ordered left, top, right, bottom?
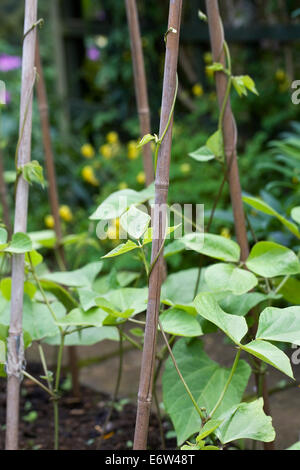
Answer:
0, 364, 175, 451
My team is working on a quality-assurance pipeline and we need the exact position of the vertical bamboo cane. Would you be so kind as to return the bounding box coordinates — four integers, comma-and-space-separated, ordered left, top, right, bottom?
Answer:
125, 0, 154, 185
35, 41, 80, 398
206, 0, 274, 450
133, 0, 182, 450
5, 0, 38, 450
205, 0, 249, 262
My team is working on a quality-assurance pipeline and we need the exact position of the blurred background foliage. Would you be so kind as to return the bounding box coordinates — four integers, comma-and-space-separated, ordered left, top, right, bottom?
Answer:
0, 0, 300, 272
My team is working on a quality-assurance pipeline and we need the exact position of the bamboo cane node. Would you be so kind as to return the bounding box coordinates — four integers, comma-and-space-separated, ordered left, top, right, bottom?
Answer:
6, 334, 25, 381
155, 183, 169, 191
138, 108, 150, 115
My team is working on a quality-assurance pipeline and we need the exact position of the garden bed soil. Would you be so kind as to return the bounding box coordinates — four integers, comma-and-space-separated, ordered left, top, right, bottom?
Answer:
0, 366, 175, 451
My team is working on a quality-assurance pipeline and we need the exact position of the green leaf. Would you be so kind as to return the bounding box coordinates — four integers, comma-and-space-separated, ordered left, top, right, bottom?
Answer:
142, 225, 181, 246
160, 307, 203, 337
27, 230, 56, 250
42, 262, 103, 287
219, 292, 274, 317
25, 250, 43, 267
137, 133, 156, 148
194, 293, 248, 344
89, 184, 154, 220
5, 232, 32, 254
102, 240, 138, 259
21, 160, 44, 188
56, 307, 108, 328
256, 306, 300, 346
188, 146, 215, 162
206, 62, 224, 72
242, 340, 294, 378
162, 268, 201, 304
0, 228, 8, 244
232, 75, 258, 97
44, 326, 119, 346
40, 280, 78, 312
205, 263, 258, 295
180, 232, 240, 262
286, 442, 300, 450
206, 130, 224, 160
197, 420, 222, 440
101, 288, 148, 317
243, 196, 300, 239
276, 277, 300, 304
120, 206, 151, 240
291, 206, 300, 225
246, 241, 300, 277
216, 399, 275, 444
162, 339, 251, 445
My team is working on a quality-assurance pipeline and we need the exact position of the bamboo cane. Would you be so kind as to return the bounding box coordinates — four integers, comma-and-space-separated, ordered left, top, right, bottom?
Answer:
125, 0, 154, 185
133, 0, 182, 450
205, 0, 249, 262
5, 0, 38, 450
205, 0, 274, 450
35, 41, 80, 398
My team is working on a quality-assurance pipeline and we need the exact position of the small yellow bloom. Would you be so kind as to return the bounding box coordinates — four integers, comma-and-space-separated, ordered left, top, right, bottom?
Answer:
100, 144, 113, 160
107, 225, 118, 240
81, 165, 99, 186
292, 175, 299, 185
220, 227, 231, 239
118, 181, 128, 190
81, 143, 95, 159
136, 171, 146, 184
180, 163, 191, 174
127, 141, 139, 160
192, 83, 204, 97
275, 68, 286, 82
205, 66, 214, 79
203, 52, 213, 64
44, 214, 54, 229
106, 131, 119, 144
59, 205, 73, 222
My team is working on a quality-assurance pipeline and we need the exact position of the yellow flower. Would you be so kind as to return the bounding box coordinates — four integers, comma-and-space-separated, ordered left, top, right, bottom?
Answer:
128, 141, 139, 160
118, 181, 128, 190
205, 66, 214, 79
59, 205, 73, 222
106, 131, 119, 144
275, 68, 286, 82
292, 175, 299, 185
81, 143, 95, 159
136, 171, 146, 184
81, 165, 99, 186
44, 214, 54, 229
220, 227, 231, 239
100, 144, 113, 160
203, 52, 213, 64
180, 163, 191, 174
192, 83, 204, 97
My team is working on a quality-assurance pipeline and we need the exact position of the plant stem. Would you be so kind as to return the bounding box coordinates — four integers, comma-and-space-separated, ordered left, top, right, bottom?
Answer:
158, 318, 205, 423
209, 348, 241, 419
53, 333, 65, 450
22, 370, 56, 398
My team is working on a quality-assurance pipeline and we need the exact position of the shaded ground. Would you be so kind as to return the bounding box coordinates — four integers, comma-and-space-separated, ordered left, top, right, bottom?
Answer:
2, 333, 300, 450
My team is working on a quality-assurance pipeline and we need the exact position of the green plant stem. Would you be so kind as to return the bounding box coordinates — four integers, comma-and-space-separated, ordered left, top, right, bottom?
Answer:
22, 370, 56, 397
138, 243, 149, 277
53, 333, 65, 450
209, 348, 241, 419
158, 318, 205, 424
121, 330, 143, 350
38, 343, 52, 391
